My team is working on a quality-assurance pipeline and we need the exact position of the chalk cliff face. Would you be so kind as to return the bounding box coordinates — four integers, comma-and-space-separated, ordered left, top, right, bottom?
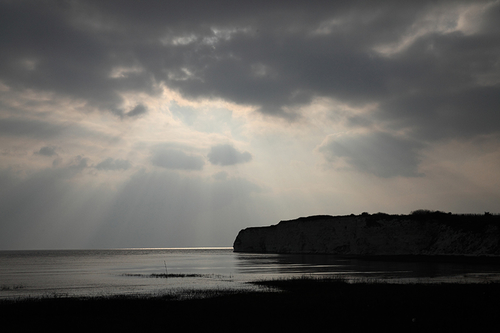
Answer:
233, 213, 500, 256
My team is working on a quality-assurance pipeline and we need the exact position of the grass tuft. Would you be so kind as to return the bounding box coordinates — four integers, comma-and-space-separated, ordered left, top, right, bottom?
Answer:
122, 273, 232, 279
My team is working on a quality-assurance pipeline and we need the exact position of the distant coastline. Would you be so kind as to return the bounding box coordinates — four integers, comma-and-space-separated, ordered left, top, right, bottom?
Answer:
233, 211, 500, 256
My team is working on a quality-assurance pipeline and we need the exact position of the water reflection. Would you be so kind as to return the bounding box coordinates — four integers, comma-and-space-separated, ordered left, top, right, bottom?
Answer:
2, 249, 500, 300
235, 253, 348, 275
234, 253, 500, 282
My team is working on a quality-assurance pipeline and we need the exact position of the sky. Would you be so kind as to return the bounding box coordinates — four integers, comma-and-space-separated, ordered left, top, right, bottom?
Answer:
1, 0, 500, 250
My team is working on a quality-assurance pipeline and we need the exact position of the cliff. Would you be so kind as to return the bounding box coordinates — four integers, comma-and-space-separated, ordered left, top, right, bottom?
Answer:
233, 213, 500, 256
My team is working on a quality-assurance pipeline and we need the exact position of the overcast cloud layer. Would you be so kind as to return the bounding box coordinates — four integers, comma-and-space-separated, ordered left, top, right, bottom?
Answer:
1, 0, 500, 249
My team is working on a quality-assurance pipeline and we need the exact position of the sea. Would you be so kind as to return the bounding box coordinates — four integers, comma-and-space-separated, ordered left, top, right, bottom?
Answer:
1, 248, 500, 300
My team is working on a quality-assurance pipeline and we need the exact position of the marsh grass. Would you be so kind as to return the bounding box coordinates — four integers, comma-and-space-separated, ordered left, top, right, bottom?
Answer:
2, 277, 500, 331
0, 284, 24, 291
122, 273, 233, 280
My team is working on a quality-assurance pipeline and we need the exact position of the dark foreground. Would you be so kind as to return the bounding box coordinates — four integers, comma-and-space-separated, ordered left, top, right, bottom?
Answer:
2, 278, 500, 332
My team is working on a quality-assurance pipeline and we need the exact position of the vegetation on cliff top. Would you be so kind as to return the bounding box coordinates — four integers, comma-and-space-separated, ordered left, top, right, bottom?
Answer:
284, 211, 500, 233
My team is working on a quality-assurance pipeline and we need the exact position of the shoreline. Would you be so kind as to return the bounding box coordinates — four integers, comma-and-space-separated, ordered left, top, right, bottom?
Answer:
2, 277, 500, 331
351, 254, 500, 264
233, 252, 500, 263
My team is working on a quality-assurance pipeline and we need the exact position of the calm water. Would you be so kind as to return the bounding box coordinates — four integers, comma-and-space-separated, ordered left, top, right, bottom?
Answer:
1, 248, 500, 300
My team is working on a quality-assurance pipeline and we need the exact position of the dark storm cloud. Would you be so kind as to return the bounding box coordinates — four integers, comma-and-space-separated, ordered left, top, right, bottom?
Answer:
0, 1, 157, 115
318, 132, 424, 178
208, 144, 252, 166
379, 86, 500, 141
151, 146, 205, 171
2, 1, 496, 122
95, 158, 131, 171
1, 0, 499, 175
124, 104, 148, 118
35, 146, 58, 157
